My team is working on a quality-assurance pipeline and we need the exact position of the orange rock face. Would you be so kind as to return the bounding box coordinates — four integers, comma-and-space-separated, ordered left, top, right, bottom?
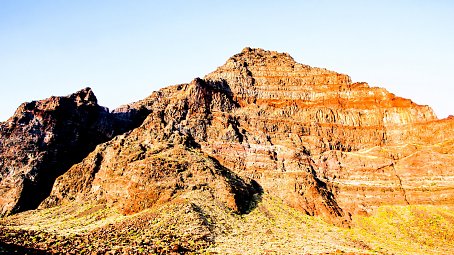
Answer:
5, 48, 453, 225
199, 48, 453, 222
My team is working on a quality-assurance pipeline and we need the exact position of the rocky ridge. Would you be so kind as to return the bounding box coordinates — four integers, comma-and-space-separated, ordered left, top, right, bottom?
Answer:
0, 88, 149, 217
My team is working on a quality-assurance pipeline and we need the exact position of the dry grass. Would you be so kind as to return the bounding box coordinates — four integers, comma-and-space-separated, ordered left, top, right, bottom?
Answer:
0, 202, 126, 235
350, 205, 454, 255
206, 193, 454, 254
207, 193, 369, 255
1, 191, 453, 254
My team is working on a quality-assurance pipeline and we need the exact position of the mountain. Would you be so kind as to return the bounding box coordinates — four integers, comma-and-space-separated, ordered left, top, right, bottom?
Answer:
1, 48, 453, 254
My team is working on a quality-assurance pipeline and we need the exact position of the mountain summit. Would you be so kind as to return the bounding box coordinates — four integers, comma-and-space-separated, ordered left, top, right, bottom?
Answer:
1, 48, 453, 254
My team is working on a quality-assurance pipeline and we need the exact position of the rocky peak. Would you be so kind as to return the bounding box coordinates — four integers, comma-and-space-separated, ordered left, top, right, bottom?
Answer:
206, 47, 339, 84
70, 87, 98, 106
232, 47, 298, 67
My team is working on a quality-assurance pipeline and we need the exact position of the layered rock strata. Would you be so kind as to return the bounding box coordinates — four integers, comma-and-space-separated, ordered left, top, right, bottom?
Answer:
198, 48, 454, 218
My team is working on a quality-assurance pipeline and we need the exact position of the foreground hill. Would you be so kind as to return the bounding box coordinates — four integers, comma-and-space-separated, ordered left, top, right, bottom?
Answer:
1, 48, 453, 254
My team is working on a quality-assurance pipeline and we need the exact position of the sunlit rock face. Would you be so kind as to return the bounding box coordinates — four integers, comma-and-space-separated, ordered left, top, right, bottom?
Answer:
3, 48, 453, 225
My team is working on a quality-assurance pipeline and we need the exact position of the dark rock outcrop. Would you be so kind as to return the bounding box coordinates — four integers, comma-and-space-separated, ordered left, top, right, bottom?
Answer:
0, 88, 149, 216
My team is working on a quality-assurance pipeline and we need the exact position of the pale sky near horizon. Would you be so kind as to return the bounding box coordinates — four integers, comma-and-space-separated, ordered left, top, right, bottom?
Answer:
1, 0, 453, 121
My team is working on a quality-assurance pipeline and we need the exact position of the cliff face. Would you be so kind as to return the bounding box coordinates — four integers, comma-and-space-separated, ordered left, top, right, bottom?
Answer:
2, 48, 454, 226
0, 88, 149, 216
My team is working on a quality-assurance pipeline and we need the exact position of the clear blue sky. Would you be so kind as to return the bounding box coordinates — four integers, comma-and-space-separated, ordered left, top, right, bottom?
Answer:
1, 0, 453, 121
